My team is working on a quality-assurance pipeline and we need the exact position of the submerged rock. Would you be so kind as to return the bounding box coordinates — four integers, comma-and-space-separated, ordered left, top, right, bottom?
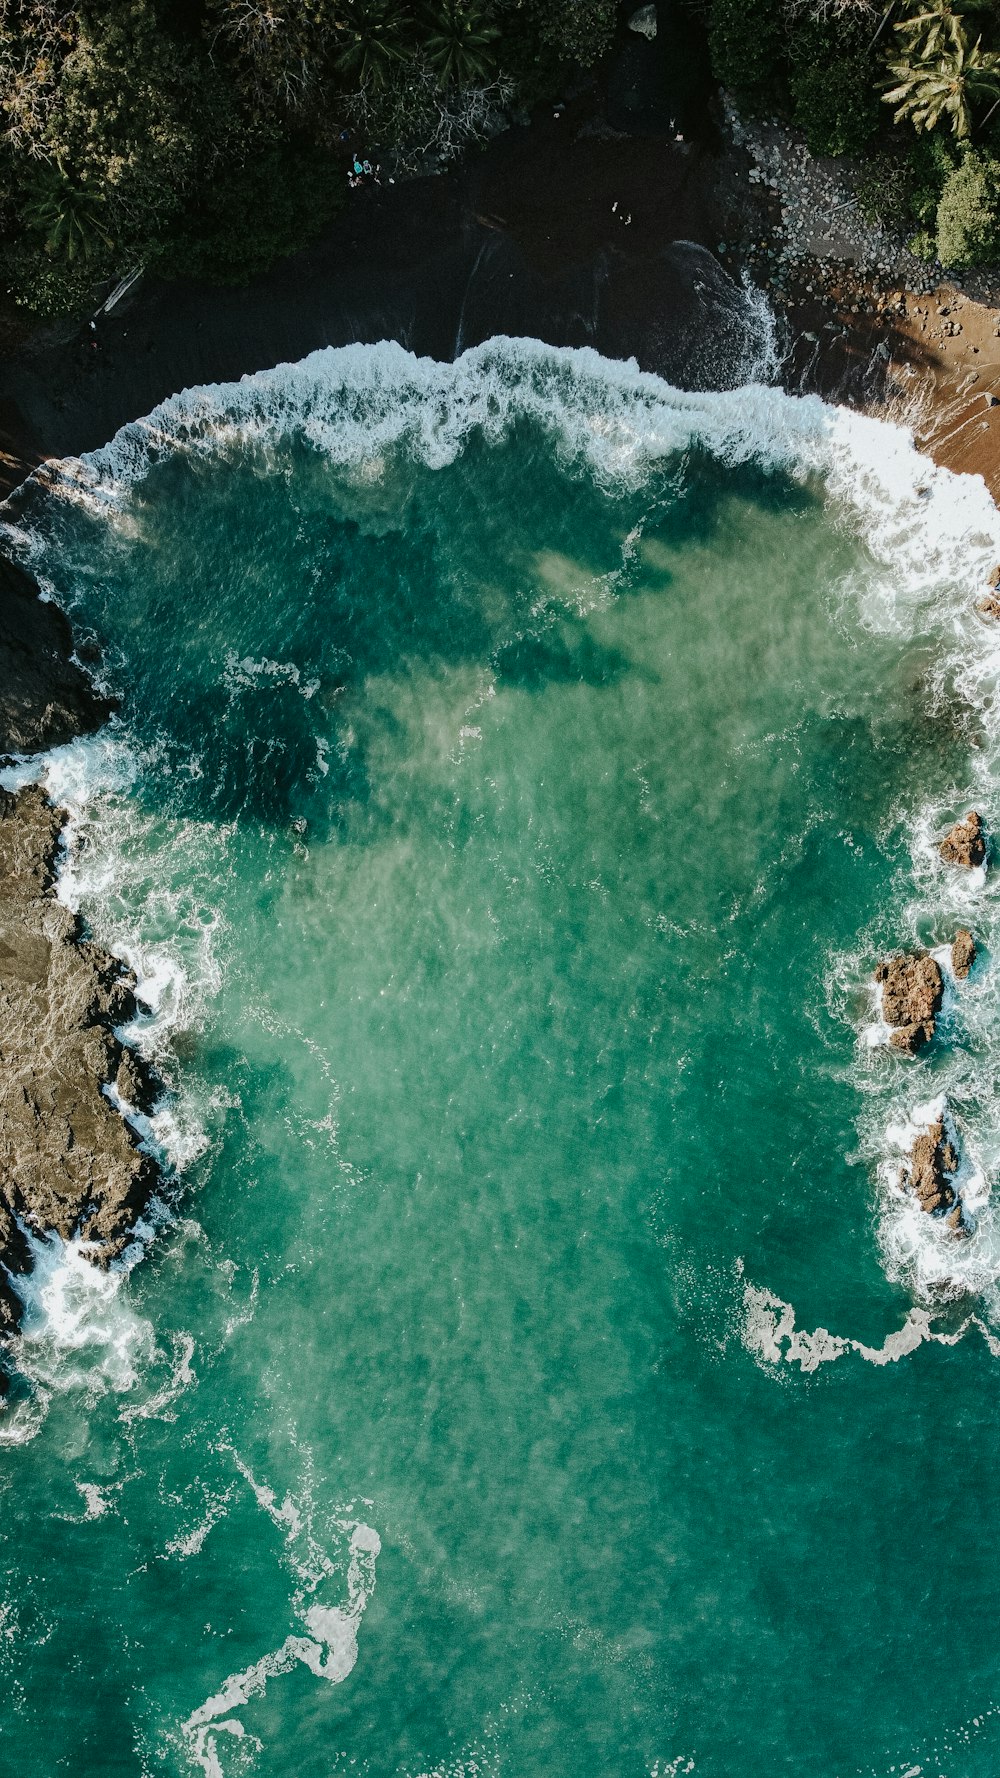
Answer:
875, 950, 943, 1053
951, 928, 976, 979
0, 785, 161, 1333
900, 1118, 958, 1215
938, 810, 986, 869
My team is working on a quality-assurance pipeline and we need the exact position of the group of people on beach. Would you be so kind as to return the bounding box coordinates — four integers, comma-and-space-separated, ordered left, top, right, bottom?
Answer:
347, 155, 386, 190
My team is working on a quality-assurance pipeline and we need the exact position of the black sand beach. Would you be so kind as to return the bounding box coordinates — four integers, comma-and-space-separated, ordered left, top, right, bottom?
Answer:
0, 103, 765, 492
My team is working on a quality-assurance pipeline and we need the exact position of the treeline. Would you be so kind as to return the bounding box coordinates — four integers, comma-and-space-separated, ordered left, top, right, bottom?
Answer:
709, 0, 1000, 271
0, 0, 618, 318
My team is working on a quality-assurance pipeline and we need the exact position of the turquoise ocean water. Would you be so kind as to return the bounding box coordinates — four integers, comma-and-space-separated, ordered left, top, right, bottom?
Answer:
5, 340, 1000, 1775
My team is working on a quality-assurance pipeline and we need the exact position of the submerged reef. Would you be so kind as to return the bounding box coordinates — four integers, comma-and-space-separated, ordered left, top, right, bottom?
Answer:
0, 784, 160, 1333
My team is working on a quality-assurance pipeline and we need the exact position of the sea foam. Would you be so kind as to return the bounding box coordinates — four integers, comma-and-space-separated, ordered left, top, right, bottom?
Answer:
8, 336, 1000, 1337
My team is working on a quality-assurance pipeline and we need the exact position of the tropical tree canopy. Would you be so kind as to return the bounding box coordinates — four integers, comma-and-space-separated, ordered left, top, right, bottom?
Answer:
892, 0, 995, 61
21, 164, 111, 262
882, 31, 1000, 136
422, 0, 498, 89
334, 0, 411, 90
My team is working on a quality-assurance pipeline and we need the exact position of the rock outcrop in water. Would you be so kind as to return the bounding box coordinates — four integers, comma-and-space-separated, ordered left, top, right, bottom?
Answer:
0, 553, 115, 754
900, 1117, 959, 1217
938, 810, 986, 870
875, 950, 943, 1053
0, 784, 160, 1333
952, 928, 976, 978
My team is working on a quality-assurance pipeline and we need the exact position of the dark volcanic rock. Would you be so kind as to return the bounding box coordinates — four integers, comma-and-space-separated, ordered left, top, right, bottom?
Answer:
0, 553, 115, 754
875, 950, 943, 1053
952, 928, 976, 979
900, 1118, 959, 1215
0, 785, 161, 1328
938, 810, 987, 869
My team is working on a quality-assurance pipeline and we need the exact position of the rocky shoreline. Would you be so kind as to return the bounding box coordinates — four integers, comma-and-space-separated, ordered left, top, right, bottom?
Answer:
0, 781, 161, 1334
0, 549, 159, 1339
874, 810, 990, 1240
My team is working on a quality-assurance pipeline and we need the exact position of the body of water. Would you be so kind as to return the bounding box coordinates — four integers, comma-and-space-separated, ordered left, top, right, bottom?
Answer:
4, 340, 1000, 1776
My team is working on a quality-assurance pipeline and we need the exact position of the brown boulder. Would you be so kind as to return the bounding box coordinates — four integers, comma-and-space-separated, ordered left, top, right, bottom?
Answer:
938, 811, 986, 869
977, 596, 1000, 620
952, 928, 976, 979
889, 1021, 934, 1055
900, 1118, 959, 1214
875, 951, 943, 1052
947, 1203, 970, 1238
0, 786, 162, 1330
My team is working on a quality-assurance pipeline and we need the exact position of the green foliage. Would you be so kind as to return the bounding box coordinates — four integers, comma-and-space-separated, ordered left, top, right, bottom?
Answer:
907, 224, 938, 257
422, 0, 498, 89
207, 0, 342, 113
21, 164, 112, 262
882, 20, 1000, 138
935, 146, 1000, 264
855, 150, 916, 228
150, 141, 342, 284
906, 127, 957, 224
0, 238, 105, 317
14, 1, 206, 241
707, 0, 787, 112
788, 16, 880, 157
494, 0, 617, 75
335, 0, 411, 91
893, 0, 995, 63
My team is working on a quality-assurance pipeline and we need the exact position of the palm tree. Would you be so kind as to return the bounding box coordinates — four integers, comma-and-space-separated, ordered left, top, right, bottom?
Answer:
892, 0, 993, 61
22, 167, 112, 264
882, 32, 1000, 135
335, 0, 411, 89
421, 0, 498, 88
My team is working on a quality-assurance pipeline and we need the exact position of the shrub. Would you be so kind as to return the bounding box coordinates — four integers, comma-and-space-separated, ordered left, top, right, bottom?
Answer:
495, 0, 617, 74
789, 56, 879, 155
907, 225, 937, 260
152, 143, 343, 285
907, 129, 957, 231
0, 240, 107, 318
855, 150, 914, 228
788, 16, 879, 157
935, 148, 1000, 268
708, 0, 787, 112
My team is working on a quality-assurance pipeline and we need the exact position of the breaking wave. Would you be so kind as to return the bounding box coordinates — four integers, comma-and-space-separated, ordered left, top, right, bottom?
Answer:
7, 336, 1000, 1345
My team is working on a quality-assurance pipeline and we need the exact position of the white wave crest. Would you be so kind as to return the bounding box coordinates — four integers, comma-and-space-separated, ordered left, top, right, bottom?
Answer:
12, 336, 994, 596
10, 337, 1000, 1335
